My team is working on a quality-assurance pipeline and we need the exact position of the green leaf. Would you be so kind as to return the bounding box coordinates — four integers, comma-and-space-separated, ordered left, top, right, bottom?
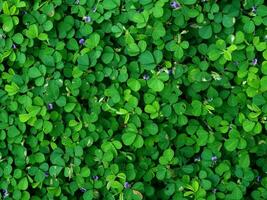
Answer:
192, 180, 199, 192
18, 177, 28, 190
19, 114, 31, 123
173, 102, 186, 115
238, 151, 250, 168
2, 16, 13, 32
242, 119, 255, 132
147, 78, 164, 92
101, 46, 114, 64
86, 33, 100, 49
47, 80, 59, 101
40, 55, 55, 66
139, 51, 156, 70
144, 123, 158, 135
122, 132, 136, 146
83, 190, 94, 200
43, 20, 53, 31
38, 33, 48, 41
257, 5, 267, 17
153, 6, 164, 18
26, 24, 39, 38
127, 78, 141, 92
243, 20, 255, 33
164, 148, 174, 161
8, 126, 20, 137
133, 135, 144, 148
225, 138, 239, 151
199, 25, 212, 39
223, 51, 232, 61
152, 22, 166, 40
78, 54, 89, 66
80, 167, 90, 177
13, 33, 24, 44
103, 0, 120, 10
181, 0, 197, 5
67, 38, 79, 50
5, 82, 19, 96
174, 46, 184, 60
33, 153, 45, 163
29, 67, 42, 78
260, 76, 267, 92
222, 15, 235, 28
196, 129, 209, 146
191, 100, 202, 116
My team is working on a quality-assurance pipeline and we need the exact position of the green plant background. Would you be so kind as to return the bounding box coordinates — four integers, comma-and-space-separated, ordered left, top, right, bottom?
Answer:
0, 0, 267, 199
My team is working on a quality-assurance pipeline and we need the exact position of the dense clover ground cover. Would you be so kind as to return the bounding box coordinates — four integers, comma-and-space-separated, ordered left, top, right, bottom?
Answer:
0, 0, 267, 199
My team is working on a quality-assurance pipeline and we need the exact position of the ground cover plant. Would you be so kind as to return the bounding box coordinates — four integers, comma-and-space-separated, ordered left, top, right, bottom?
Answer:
0, 0, 267, 199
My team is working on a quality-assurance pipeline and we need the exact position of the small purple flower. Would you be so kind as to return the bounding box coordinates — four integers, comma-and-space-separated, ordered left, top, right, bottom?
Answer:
168, 69, 173, 75
83, 16, 91, 23
252, 58, 258, 65
44, 171, 49, 177
234, 61, 239, 66
252, 6, 257, 13
92, 175, 99, 180
47, 103, 53, 110
194, 156, 201, 162
80, 187, 87, 193
2, 189, 9, 198
257, 176, 262, 182
211, 156, 217, 162
124, 182, 131, 189
143, 74, 150, 80
12, 44, 17, 49
79, 38, 85, 45
170, 1, 181, 9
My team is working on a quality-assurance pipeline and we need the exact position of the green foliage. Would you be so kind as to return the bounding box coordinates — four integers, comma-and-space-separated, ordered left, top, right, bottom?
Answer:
0, 0, 267, 200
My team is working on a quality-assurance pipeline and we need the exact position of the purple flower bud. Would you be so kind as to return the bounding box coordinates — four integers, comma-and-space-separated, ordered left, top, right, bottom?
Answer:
2, 189, 9, 198
12, 44, 17, 49
83, 16, 91, 23
194, 156, 201, 162
80, 187, 87, 193
92, 175, 99, 180
47, 103, 53, 110
170, 1, 181, 9
252, 58, 258, 65
143, 74, 150, 80
168, 69, 173, 75
211, 156, 217, 161
257, 176, 262, 182
44, 171, 49, 177
124, 182, 131, 189
252, 6, 257, 13
79, 38, 85, 45
234, 61, 239, 66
